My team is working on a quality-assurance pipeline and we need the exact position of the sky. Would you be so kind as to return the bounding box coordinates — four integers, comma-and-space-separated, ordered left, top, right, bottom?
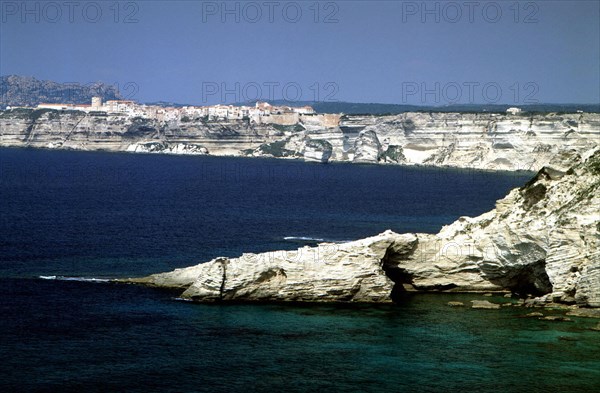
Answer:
1, 0, 599, 105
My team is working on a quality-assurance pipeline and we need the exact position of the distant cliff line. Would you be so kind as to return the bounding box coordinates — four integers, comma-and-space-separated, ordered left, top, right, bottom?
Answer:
0, 107, 598, 172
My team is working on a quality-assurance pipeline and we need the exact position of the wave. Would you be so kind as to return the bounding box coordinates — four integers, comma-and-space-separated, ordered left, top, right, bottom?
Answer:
38, 275, 110, 283
283, 236, 326, 242
283, 236, 351, 244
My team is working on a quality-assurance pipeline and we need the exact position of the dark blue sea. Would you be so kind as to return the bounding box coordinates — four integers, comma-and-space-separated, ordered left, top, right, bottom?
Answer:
1, 148, 599, 392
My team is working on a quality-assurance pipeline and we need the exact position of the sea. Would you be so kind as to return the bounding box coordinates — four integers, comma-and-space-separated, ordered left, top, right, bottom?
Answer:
1, 148, 599, 392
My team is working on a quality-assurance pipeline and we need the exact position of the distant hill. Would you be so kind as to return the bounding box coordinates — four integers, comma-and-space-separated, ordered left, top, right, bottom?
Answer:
0, 75, 123, 108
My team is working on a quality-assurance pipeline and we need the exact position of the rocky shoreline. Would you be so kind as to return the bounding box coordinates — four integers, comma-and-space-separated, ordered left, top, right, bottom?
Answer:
445, 294, 600, 331
121, 147, 600, 308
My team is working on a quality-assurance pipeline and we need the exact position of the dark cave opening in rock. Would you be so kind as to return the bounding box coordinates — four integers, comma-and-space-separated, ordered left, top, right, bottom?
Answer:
381, 246, 418, 303
487, 259, 553, 297
384, 266, 416, 302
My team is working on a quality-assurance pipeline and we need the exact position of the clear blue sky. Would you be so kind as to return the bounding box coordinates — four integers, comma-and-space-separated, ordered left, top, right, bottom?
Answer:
1, 0, 599, 105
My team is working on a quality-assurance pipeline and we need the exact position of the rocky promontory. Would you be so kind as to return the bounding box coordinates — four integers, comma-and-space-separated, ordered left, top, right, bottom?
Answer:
123, 148, 600, 308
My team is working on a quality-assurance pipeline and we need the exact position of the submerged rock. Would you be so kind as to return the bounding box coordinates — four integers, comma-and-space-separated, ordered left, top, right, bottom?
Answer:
566, 309, 600, 318
447, 301, 465, 307
523, 312, 544, 318
558, 336, 578, 341
539, 316, 572, 322
471, 300, 501, 309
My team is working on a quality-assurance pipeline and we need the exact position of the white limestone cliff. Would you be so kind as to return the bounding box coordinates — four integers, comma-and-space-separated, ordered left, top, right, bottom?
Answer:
2, 109, 598, 171
332, 112, 600, 170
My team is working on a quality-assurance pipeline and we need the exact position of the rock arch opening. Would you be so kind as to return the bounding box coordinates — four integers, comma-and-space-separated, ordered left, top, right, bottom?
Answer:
381, 243, 418, 303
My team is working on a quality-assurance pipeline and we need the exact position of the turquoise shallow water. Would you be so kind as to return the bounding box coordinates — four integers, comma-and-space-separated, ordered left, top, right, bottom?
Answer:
2, 281, 599, 392
1, 148, 598, 391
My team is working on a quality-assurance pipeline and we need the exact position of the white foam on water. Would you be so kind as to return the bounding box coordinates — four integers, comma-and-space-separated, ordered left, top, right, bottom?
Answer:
283, 236, 325, 242
38, 275, 110, 283
283, 236, 351, 244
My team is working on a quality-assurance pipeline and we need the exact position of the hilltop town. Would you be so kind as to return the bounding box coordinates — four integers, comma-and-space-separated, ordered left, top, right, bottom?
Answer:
33, 98, 341, 128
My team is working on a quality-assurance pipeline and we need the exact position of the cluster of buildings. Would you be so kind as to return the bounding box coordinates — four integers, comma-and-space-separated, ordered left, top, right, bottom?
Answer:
36, 98, 320, 125
37, 97, 147, 116
506, 107, 522, 115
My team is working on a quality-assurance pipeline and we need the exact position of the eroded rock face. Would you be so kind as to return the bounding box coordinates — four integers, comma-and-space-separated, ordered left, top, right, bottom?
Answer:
353, 130, 382, 163
126, 142, 208, 155
246, 134, 336, 163
338, 112, 600, 170
302, 139, 333, 163
125, 148, 600, 306
378, 145, 406, 164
